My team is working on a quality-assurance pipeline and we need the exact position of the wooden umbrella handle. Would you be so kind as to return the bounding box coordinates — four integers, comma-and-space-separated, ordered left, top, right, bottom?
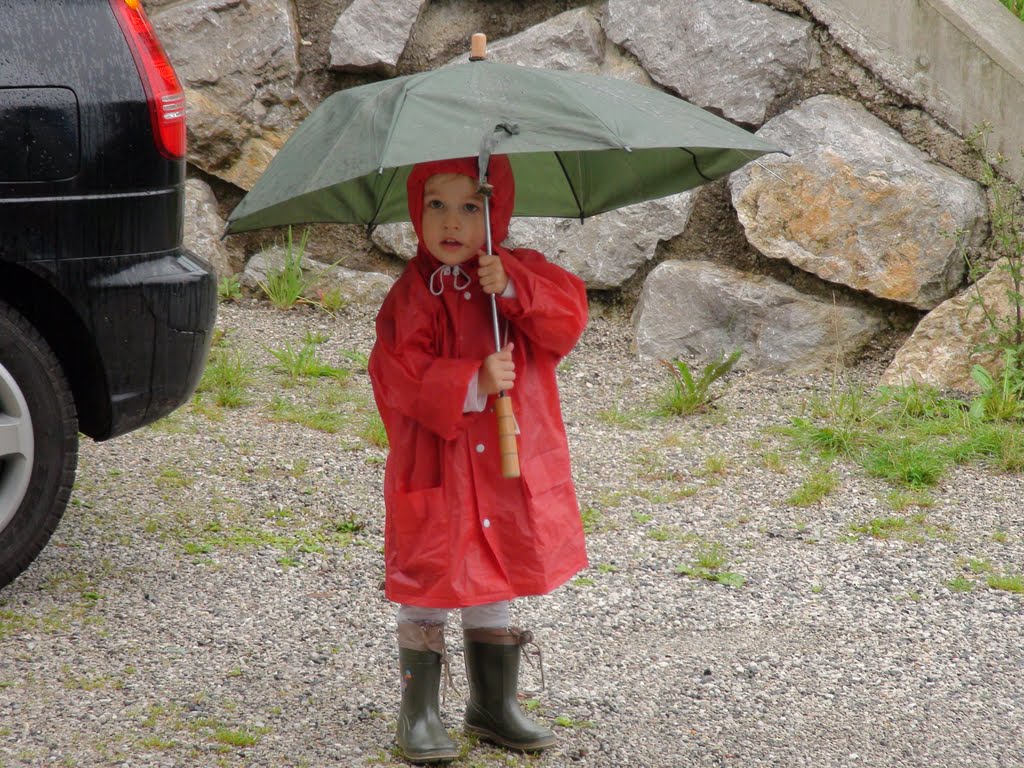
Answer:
495, 394, 520, 478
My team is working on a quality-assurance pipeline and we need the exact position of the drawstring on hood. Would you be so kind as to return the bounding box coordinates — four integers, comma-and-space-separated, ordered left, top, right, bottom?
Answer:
428, 264, 472, 296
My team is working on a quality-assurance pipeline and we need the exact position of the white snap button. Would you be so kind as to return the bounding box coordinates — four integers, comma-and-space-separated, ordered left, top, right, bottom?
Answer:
475, 444, 485, 453
483, 519, 491, 528
464, 291, 472, 300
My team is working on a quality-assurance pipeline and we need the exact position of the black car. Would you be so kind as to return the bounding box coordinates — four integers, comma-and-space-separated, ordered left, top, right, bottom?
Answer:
0, 0, 217, 587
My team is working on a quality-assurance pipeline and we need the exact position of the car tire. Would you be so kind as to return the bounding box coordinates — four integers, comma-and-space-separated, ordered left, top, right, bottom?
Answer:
0, 301, 78, 589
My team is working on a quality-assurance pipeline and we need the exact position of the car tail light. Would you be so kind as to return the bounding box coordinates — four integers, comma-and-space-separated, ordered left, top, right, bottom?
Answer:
109, 0, 186, 159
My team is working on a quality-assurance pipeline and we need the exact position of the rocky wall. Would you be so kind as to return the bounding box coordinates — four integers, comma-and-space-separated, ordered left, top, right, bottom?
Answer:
150, 0, 1022, 385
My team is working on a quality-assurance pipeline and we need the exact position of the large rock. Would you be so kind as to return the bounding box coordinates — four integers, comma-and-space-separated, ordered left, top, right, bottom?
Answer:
330, 0, 429, 76
151, 0, 305, 190
445, 6, 653, 85
881, 259, 1016, 392
504, 193, 697, 289
603, 0, 819, 125
371, 191, 696, 289
242, 247, 394, 305
183, 179, 233, 279
730, 95, 988, 310
633, 260, 884, 372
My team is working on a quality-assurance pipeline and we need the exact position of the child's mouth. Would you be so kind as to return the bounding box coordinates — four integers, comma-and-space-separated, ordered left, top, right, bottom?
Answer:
441, 239, 462, 249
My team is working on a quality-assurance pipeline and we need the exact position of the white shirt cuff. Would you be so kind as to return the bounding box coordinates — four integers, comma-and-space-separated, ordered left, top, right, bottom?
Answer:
463, 372, 489, 412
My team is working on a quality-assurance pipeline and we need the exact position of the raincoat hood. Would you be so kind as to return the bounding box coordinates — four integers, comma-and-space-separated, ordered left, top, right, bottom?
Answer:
406, 155, 516, 271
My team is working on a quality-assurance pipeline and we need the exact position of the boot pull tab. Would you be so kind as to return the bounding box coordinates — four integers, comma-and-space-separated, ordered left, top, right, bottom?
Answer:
510, 627, 545, 693
410, 621, 458, 703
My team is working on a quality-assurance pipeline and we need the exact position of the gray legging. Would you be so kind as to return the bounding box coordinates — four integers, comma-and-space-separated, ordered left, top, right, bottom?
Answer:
397, 601, 510, 629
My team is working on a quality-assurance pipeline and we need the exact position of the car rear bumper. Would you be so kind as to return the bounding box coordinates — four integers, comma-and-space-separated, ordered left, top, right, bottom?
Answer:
79, 248, 218, 439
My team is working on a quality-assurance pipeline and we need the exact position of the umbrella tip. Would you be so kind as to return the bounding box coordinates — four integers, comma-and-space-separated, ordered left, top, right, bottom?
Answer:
470, 33, 487, 61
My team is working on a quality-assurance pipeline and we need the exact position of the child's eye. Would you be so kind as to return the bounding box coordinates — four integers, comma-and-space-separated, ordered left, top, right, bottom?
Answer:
427, 199, 444, 210
463, 202, 480, 214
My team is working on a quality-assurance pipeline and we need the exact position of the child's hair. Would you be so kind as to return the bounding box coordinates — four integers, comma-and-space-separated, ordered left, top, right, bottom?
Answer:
406, 155, 516, 245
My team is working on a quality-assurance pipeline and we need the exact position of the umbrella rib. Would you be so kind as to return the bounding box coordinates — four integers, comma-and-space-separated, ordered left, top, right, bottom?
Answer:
680, 147, 713, 182
368, 166, 401, 227
554, 152, 586, 222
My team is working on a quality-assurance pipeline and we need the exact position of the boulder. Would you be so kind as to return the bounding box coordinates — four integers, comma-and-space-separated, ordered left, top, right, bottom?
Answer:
603, 0, 819, 125
482, 7, 605, 73
444, 6, 653, 85
151, 0, 306, 190
882, 259, 1017, 392
504, 193, 697, 289
330, 0, 430, 76
730, 95, 988, 310
242, 246, 394, 305
632, 260, 884, 372
371, 191, 696, 289
183, 179, 234, 279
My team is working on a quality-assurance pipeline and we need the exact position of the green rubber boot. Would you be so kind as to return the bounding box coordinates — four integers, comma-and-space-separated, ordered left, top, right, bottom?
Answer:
463, 627, 557, 752
396, 623, 458, 764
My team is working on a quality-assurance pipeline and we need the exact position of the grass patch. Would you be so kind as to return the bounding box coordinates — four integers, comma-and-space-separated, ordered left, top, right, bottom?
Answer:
268, 336, 350, 383
0, 608, 37, 639
185, 521, 354, 559
580, 507, 606, 534
268, 396, 348, 433
987, 573, 1024, 593
595, 404, 653, 429
862, 437, 946, 488
197, 348, 255, 408
359, 411, 389, 448
779, 379, 1024, 491
849, 514, 951, 543
676, 542, 745, 587
787, 468, 837, 506
947, 575, 974, 592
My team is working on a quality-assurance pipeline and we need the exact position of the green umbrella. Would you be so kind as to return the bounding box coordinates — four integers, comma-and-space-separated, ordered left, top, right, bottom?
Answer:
226, 37, 783, 478
225, 48, 782, 235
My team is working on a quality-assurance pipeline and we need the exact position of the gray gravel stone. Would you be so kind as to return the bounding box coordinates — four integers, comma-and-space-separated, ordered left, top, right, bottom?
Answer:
0, 298, 1021, 767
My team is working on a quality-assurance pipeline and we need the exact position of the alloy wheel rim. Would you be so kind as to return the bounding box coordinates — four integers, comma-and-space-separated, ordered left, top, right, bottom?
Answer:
0, 362, 34, 534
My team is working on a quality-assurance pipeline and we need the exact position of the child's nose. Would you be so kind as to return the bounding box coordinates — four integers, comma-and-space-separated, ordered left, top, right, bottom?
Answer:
443, 210, 460, 229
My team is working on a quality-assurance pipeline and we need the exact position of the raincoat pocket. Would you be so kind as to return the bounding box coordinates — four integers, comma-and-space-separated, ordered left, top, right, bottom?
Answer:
389, 486, 447, 590
520, 447, 580, 549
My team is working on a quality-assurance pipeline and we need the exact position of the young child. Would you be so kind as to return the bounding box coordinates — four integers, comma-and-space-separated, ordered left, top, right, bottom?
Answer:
368, 155, 589, 763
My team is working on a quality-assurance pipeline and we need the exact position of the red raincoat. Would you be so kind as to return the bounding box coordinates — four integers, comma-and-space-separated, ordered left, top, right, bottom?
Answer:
369, 156, 589, 608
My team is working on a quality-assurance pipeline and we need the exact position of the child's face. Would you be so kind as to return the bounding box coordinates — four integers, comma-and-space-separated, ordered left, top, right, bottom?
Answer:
421, 173, 487, 266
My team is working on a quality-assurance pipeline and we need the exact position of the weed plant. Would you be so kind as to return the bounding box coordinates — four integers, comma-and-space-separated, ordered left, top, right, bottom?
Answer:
676, 542, 745, 587
217, 274, 241, 302
268, 337, 350, 383
963, 128, 1024, 416
259, 227, 312, 309
999, 0, 1024, 21
657, 350, 741, 416
196, 348, 254, 408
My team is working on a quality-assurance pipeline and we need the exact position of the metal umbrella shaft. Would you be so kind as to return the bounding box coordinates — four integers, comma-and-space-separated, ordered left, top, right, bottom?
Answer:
482, 185, 520, 478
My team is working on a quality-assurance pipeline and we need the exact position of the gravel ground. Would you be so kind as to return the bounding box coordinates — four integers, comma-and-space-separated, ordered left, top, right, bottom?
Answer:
1, 297, 1022, 768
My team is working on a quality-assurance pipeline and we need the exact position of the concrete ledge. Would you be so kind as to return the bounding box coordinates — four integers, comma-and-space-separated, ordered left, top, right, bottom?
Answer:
801, 0, 1024, 179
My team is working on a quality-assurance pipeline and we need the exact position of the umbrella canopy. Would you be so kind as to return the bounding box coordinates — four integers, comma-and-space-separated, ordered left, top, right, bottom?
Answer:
226, 58, 782, 234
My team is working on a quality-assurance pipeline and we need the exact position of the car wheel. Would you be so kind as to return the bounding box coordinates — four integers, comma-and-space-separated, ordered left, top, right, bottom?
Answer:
0, 302, 78, 589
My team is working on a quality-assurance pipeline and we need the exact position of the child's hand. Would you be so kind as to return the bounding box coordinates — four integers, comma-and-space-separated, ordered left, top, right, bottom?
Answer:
478, 251, 509, 295
479, 342, 515, 395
